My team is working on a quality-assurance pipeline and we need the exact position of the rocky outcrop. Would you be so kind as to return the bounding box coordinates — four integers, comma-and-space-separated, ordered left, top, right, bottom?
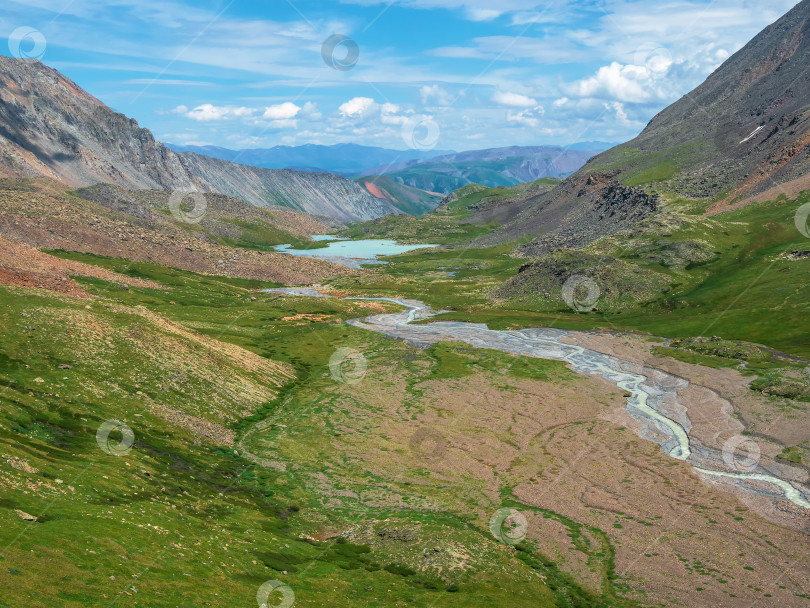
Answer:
0, 56, 398, 222
436, 184, 489, 209
491, 250, 672, 311
515, 181, 659, 257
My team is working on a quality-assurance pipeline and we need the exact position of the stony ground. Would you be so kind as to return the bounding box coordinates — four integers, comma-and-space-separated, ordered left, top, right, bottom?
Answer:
0, 180, 352, 285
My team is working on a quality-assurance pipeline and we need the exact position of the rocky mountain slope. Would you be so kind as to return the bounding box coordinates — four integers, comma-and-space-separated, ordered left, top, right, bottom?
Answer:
74, 183, 337, 241
361, 146, 599, 194
0, 233, 164, 297
621, 0, 810, 208
0, 56, 396, 222
508, 172, 661, 257
177, 152, 400, 223
478, 0, 810, 254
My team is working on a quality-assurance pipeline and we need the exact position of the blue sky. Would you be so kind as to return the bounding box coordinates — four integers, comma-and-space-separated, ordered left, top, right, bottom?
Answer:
1, 0, 801, 152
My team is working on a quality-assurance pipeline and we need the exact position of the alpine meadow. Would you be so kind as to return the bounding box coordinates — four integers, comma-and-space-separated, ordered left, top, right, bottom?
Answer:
1, 1, 810, 607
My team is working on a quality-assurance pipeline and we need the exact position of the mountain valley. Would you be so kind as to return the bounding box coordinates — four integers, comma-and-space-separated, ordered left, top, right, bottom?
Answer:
1, 2, 810, 608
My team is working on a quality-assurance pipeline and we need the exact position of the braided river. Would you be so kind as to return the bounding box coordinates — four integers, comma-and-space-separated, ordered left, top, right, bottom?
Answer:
266, 288, 810, 511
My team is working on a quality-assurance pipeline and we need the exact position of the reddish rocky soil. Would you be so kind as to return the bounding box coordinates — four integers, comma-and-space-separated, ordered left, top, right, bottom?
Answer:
0, 235, 162, 296
0, 180, 354, 286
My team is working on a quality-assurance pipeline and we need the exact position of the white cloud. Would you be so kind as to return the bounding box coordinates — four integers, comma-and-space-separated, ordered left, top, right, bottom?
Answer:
566, 62, 654, 103
124, 79, 212, 86
493, 90, 539, 107
178, 104, 256, 121
339, 0, 552, 21
300, 102, 323, 121
230, 107, 255, 117
467, 8, 501, 20
510, 6, 573, 25
185, 105, 226, 121
265, 119, 299, 129
506, 105, 544, 127
339, 97, 377, 117
606, 101, 631, 126
170, 101, 317, 128
420, 85, 454, 106
432, 35, 591, 63
380, 103, 408, 124
263, 102, 301, 120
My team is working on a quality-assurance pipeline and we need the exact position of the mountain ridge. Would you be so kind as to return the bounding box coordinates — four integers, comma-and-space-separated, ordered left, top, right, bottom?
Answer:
0, 177, 350, 284
165, 142, 456, 175
0, 56, 398, 222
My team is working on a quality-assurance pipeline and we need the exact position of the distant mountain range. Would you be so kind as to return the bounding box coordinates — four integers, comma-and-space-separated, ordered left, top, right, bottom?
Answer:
166, 143, 614, 196
165, 143, 455, 176
359, 146, 606, 194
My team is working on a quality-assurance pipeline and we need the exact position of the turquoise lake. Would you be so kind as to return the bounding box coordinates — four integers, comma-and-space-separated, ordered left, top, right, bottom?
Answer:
275, 237, 438, 268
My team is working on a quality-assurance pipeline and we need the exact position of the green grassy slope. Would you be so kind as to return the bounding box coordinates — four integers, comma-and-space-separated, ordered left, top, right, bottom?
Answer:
380, 160, 523, 193
338, 182, 554, 245
355, 176, 443, 216
74, 183, 324, 250
492, 193, 810, 357
377, 157, 575, 194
